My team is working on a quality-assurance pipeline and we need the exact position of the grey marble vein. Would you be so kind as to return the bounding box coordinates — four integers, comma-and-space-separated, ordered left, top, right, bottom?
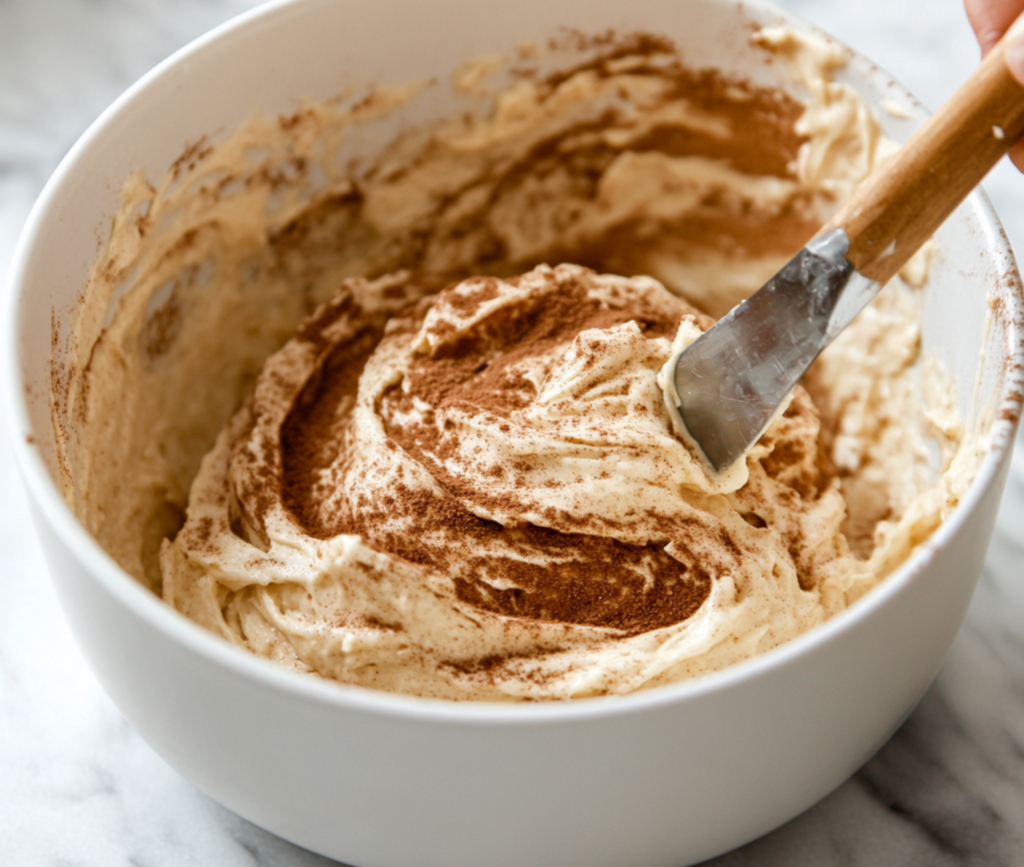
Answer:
0, 1, 1022, 865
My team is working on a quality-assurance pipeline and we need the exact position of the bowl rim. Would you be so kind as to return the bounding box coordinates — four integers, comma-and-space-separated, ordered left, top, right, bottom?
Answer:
3, 0, 1023, 725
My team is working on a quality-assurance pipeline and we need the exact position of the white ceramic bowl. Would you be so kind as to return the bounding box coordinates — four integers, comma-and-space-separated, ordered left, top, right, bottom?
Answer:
4, 1, 1023, 865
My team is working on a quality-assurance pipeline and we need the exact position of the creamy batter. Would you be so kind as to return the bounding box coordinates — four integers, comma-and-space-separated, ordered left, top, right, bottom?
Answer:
54, 28, 969, 700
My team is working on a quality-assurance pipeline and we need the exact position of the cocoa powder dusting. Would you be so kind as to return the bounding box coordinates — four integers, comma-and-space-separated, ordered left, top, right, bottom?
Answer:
261, 268, 723, 634
279, 326, 383, 530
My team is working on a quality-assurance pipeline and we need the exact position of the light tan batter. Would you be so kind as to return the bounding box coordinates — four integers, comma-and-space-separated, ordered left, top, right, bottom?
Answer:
54, 28, 972, 700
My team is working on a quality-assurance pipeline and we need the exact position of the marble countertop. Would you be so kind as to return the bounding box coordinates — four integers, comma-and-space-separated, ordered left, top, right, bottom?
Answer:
1, 0, 1023, 864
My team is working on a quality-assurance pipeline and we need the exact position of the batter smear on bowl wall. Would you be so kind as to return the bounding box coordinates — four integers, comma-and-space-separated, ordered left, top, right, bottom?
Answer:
55, 28, 983, 700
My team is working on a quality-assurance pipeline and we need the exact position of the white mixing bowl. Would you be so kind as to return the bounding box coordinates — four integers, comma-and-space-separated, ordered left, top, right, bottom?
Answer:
4, 0, 1022, 865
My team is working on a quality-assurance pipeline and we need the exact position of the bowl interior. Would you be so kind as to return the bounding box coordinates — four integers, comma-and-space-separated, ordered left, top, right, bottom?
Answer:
5, 0, 1023, 713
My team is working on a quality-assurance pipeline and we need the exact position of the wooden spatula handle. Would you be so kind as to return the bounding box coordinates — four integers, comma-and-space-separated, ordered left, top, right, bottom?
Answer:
821, 34, 1024, 285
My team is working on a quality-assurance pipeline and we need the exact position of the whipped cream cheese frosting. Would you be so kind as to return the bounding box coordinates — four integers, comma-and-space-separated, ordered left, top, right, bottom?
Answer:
163, 263, 880, 699
56, 28, 971, 700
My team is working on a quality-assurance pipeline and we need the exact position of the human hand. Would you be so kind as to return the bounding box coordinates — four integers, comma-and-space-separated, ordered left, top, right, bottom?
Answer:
965, 0, 1024, 168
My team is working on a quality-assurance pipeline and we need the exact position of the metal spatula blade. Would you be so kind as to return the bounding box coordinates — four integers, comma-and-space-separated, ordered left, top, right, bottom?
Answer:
672, 230, 876, 471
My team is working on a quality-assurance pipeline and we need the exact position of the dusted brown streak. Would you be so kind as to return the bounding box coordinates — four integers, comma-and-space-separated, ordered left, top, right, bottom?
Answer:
401, 277, 679, 414
350, 485, 711, 634
279, 326, 385, 532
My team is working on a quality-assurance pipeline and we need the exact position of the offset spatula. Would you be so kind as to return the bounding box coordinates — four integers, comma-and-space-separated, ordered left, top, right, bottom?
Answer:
668, 26, 1024, 472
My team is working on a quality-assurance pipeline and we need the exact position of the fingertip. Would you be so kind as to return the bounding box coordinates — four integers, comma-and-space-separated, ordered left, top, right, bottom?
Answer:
1009, 140, 1024, 173
966, 0, 1024, 53
1005, 16, 1024, 85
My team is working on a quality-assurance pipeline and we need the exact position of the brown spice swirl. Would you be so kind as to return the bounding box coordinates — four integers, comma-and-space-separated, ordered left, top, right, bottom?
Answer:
229, 264, 837, 637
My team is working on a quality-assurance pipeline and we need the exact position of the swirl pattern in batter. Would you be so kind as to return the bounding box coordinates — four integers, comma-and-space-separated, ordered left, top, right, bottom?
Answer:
162, 263, 871, 700
58, 27, 967, 701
